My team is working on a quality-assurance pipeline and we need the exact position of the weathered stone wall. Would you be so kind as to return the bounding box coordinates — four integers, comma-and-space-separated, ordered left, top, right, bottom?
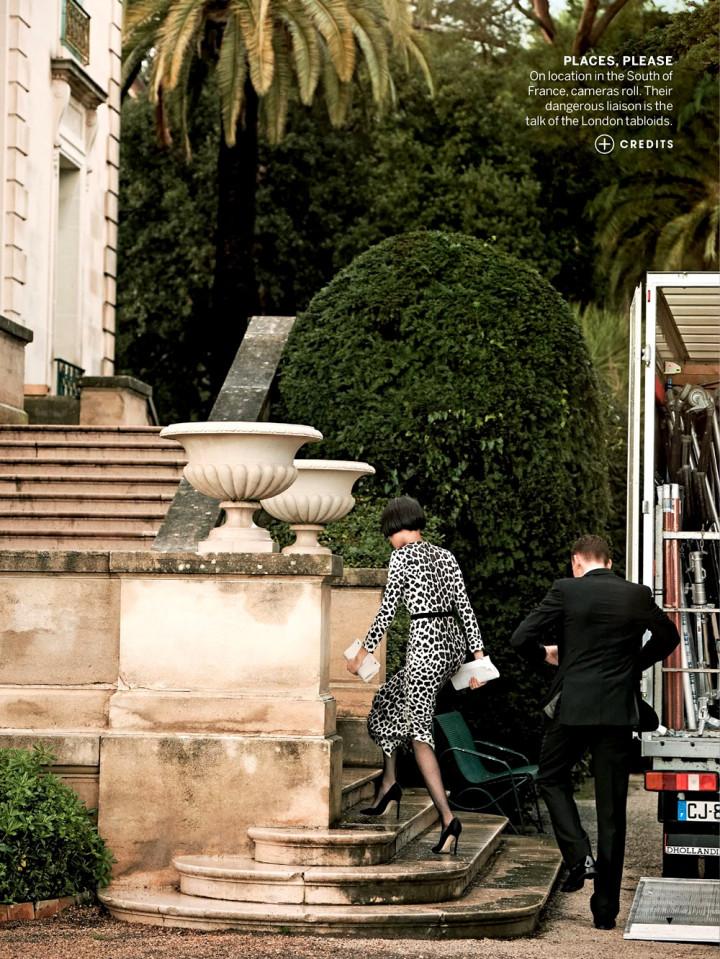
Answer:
0, 550, 387, 882
0, 315, 32, 422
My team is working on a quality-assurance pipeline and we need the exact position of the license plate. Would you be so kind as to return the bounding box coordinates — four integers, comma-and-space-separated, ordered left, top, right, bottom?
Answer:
677, 800, 720, 822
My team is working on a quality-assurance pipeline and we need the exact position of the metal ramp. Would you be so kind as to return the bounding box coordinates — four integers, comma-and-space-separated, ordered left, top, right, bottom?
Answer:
624, 877, 720, 943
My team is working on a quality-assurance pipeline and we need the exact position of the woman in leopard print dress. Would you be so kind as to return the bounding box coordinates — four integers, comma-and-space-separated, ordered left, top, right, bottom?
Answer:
347, 496, 485, 853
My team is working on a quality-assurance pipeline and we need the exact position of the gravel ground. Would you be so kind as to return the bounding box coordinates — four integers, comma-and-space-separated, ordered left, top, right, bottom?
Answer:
0, 776, 710, 959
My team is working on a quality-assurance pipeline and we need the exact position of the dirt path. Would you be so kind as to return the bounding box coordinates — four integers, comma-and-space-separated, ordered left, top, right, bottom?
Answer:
0, 777, 709, 959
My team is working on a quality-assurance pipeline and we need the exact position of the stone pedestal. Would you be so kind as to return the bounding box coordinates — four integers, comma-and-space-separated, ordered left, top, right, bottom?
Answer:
0, 549, 345, 886
98, 552, 343, 884
0, 315, 33, 423
79, 375, 154, 426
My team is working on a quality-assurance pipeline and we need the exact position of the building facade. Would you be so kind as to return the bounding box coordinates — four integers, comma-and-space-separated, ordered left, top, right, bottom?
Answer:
0, 0, 122, 399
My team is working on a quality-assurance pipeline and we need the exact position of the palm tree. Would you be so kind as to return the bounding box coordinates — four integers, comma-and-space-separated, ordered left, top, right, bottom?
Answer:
122, 0, 431, 392
574, 303, 628, 406
590, 75, 719, 306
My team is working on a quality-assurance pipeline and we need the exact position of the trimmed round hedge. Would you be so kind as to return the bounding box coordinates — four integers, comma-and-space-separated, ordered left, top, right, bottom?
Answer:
278, 231, 610, 751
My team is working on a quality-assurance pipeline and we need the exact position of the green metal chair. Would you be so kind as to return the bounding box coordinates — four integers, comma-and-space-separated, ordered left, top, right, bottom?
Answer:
434, 710, 543, 833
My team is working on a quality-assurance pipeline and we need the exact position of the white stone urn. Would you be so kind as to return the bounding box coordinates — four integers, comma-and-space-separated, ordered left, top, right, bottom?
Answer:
261, 460, 375, 554
160, 422, 322, 553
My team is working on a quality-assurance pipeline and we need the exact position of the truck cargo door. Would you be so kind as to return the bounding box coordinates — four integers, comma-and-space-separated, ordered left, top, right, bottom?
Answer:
626, 282, 644, 584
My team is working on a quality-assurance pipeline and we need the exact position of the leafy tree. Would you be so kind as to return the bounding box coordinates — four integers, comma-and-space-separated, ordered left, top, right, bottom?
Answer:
414, 0, 524, 57
118, 38, 608, 416
590, 0, 719, 303
514, 0, 637, 55
115, 88, 218, 422
277, 231, 611, 754
122, 0, 431, 392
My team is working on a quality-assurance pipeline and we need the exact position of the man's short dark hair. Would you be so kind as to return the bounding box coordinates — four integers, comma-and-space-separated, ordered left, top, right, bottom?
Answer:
380, 496, 426, 537
571, 534, 611, 564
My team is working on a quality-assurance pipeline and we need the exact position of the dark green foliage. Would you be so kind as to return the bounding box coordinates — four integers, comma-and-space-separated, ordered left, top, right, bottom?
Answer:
116, 44, 606, 421
0, 747, 114, 904
278, 231, 611, 755
115, 91, 219, 423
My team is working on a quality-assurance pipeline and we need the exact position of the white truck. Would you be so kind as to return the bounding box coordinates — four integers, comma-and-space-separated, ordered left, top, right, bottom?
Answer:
625, 271, 719, 942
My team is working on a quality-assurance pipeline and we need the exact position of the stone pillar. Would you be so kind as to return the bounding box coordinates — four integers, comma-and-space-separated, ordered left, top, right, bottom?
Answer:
0, 315, 33, 423
98, 552, 344, 887
79, 375, 154, 426
329, 568, 387, 767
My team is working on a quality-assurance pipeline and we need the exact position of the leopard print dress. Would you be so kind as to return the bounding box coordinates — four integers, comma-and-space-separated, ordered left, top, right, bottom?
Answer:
364, 540, 483, 755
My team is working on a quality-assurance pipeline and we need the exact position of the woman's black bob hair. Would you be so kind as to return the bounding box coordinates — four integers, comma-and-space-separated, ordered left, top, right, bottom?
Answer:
380, 496, 426, 538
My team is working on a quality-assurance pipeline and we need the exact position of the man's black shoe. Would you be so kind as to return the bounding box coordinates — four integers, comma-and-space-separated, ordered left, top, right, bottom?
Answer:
561, 855, 597, 892
593, 916, 616, 930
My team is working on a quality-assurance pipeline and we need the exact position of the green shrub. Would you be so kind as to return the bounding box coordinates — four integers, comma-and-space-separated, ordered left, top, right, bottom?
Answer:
278, 230, 611, 755
0, 746, 113, 903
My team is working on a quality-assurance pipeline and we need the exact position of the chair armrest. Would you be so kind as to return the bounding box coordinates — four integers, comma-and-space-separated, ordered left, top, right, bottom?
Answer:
437, 746, 513, 774
473, 740, 530, 765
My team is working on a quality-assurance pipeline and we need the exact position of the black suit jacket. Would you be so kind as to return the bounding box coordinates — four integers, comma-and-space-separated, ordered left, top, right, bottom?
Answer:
511, 568, 680, 726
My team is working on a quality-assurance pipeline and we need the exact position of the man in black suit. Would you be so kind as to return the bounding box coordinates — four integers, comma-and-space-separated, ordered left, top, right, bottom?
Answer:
511, 534, 680, 930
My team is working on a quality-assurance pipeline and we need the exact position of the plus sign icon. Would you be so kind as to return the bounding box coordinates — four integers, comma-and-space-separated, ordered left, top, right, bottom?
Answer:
594, 134, 615, 155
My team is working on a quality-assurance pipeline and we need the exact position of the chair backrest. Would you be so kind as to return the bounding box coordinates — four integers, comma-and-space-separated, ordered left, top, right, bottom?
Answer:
435, 711, 489, 785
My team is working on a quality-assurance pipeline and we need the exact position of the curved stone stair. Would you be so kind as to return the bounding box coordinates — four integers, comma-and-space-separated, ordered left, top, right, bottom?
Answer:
100, 786, 561, 938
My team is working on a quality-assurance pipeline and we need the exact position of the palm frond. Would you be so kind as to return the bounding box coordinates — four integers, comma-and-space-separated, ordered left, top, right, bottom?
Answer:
298, 0, 355, 83
404, 34, 434, 95
321, 48, 352, 125
346, 6, 389, 104
262, 29, 292, 144
279, 2, 322, 105
158, 0, 206, 89
217, 5, 248, 145
235, 0, 276, 95
123, 0, 170, 36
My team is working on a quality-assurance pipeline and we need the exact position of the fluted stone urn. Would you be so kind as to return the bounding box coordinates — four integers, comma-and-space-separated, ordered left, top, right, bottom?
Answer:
160, 422, 322, 553
261, 460, 375, 554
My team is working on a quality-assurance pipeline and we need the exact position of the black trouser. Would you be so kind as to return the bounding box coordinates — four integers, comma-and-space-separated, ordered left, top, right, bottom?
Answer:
538, 719, 634, 920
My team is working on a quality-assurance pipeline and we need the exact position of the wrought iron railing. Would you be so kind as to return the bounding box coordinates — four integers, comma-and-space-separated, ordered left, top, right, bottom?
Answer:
55, 358, 85, 398
61, 0, 90, 65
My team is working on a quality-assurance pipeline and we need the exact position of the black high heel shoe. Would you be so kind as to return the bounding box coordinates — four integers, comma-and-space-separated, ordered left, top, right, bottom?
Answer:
432, 817, 462, 855
360, 782, 402, 819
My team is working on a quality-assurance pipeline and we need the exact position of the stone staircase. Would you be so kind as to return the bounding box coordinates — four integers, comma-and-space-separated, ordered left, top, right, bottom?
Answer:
100, 768, 561, 938
0, 425, 185, 550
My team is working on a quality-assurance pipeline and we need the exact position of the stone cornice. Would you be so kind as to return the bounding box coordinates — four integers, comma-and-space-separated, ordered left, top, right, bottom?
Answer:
0, 550, 344, 579
0, 314, 33, 344
50, 58, 107, 110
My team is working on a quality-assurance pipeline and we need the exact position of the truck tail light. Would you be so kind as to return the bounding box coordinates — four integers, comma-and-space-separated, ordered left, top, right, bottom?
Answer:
645, 771, 719, 792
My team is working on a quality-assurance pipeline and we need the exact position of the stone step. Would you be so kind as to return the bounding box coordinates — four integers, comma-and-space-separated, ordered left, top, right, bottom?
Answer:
0, 440, 184, 461
0, 531, 157, 550
0, 458, 185, 477
0, 476, 180, 496
340, 765, 380, 812
249, 791, 438, 867
0, 425, 166, 443
99, 834, 561, 938
0, 493, 174, 515
174, 817, 505, 906
0, 513, 163, 532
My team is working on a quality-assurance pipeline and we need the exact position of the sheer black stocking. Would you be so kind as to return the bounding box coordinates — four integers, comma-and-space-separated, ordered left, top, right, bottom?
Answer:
413, 739, 454, 827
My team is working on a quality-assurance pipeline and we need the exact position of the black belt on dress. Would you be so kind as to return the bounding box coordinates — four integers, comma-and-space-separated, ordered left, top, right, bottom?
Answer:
410, 610, 454, 620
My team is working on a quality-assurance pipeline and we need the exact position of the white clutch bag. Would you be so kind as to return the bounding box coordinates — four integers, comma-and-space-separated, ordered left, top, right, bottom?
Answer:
450, 655, 500, 690
344, 639, 381, 683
